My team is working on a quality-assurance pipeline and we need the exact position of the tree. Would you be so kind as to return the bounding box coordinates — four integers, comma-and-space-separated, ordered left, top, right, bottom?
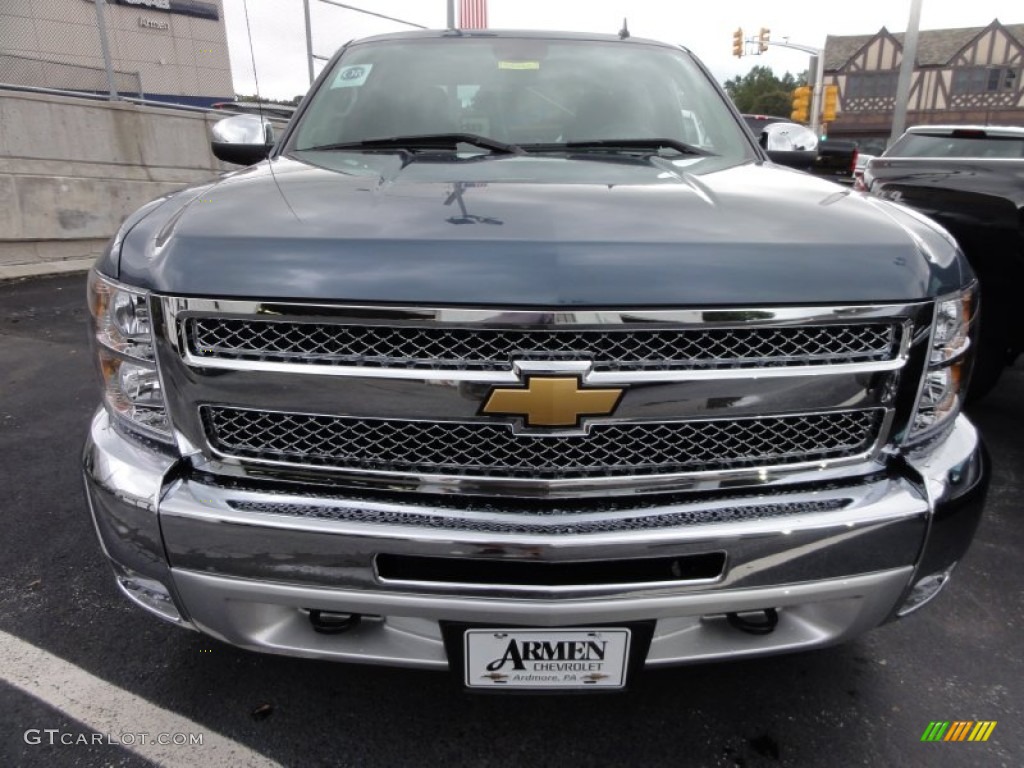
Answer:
723, 66, 806, 117
748, 90, 793, 117
234, 93, 303, 107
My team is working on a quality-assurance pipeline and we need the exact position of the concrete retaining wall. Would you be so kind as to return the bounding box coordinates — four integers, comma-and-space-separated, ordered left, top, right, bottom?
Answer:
0, 90, 233, 269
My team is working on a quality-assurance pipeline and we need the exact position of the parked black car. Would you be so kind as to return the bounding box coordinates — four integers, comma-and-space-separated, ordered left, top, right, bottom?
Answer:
865, 125, 1024, 397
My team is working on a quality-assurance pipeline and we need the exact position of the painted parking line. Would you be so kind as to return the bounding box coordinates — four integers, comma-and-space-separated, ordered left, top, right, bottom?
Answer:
0, 629, 281, 768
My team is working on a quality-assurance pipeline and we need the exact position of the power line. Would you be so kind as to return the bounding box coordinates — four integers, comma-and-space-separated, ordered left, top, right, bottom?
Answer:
318, 1, 428, 29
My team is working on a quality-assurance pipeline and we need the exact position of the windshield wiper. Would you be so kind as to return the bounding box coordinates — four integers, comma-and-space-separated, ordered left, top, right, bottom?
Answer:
303, 133, 525, 155
521, 138, 714, 157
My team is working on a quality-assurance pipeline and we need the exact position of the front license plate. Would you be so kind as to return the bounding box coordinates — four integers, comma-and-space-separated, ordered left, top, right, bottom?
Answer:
464, 628, 631, 689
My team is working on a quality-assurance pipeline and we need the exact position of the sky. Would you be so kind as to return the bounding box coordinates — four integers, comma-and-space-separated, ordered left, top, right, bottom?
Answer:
221, 0, 1022, 100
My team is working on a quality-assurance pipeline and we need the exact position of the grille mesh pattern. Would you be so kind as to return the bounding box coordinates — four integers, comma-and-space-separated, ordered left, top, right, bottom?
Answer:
202, 407, 882, 479
227, 498, 849, 533
187, 318, 897, 371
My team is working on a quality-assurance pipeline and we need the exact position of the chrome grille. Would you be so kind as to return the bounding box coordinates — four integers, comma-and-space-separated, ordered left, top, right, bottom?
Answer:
202, 407, 883, 479
186, 318, 898, 371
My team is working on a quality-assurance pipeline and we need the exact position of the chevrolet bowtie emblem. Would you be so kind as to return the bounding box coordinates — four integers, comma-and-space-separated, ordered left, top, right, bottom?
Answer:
482, 377, 624, 428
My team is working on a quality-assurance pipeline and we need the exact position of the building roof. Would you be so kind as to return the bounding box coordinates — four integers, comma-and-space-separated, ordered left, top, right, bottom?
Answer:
825, 20, 1024, 71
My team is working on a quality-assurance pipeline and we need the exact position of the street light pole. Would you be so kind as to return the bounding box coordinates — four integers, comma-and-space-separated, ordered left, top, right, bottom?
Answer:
747, 38, 826, 135
808, 54, 826, 138
447, 0, 455, 28
889, 0, 924, 146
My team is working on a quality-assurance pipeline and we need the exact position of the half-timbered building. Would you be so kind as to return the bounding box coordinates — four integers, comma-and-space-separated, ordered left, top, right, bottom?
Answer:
823, 19, 1024, 152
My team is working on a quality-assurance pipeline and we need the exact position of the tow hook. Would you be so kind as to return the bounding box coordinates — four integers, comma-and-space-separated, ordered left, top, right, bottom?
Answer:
726, 608, 779, 635
308, 609, 361, 634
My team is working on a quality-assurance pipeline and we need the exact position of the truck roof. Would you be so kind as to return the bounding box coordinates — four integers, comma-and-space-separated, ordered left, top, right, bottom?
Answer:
351, 28, 688, 53
906, 125, 1024, 138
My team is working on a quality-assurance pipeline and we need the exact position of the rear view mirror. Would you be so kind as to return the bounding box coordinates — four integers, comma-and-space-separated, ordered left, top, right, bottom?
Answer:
211, 115, 275, 165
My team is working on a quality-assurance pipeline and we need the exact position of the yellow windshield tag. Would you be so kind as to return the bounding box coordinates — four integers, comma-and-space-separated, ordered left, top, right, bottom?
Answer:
498, 61, 540, 70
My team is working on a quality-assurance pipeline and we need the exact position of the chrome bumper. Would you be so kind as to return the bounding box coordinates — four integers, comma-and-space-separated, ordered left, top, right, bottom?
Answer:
83, 409, 988, 669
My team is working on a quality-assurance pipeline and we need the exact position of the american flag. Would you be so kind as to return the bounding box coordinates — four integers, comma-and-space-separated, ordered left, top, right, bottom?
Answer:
459, 0, 488, 29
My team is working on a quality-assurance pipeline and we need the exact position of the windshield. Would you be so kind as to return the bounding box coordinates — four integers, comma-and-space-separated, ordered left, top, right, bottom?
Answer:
289, 36, 751, 163
887, 132, 1024, 159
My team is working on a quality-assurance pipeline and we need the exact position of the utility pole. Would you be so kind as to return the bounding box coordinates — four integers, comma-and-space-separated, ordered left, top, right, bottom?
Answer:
889, 0, 924, 146
303, 0, 315, 87
447, 0, 455, 28
808, 53, 825, 138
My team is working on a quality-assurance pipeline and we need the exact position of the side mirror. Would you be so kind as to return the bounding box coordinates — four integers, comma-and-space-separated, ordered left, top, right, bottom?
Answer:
761, 122, 819, 172
765, 149, 818, 171
210, 115, 275, 165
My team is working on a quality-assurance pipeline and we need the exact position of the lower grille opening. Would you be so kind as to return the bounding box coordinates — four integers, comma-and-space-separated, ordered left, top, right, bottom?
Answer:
375, 552, 725, 587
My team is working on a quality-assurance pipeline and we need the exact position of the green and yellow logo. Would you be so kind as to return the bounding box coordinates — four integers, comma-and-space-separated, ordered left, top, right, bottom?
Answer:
921, 721, 997, 742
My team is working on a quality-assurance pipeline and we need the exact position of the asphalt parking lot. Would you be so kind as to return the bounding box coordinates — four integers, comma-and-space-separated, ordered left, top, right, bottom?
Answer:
0, 272, 1020, 768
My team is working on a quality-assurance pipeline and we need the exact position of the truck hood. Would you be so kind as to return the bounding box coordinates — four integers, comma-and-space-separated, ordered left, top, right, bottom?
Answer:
115, 153, 962, 305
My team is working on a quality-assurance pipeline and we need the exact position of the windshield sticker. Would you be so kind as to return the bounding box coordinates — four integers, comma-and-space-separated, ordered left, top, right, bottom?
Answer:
498, 61, 540, 70
331, 64, 373, 88
461, 117, 491, 135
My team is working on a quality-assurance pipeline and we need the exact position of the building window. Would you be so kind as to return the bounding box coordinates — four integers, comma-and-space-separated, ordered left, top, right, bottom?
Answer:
845, 72, 899, 99
952, 67, 1020, 94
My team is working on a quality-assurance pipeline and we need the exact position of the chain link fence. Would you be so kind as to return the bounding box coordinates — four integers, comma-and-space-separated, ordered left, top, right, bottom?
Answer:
0, 0, 233, 107
1, 0, 448, 109
0, 52, 142, 98
232, 0, 440, 104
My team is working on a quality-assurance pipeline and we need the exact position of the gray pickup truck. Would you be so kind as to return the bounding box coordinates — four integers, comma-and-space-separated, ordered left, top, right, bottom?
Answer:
84, 30, 987, 691
865, 125, 1024, 398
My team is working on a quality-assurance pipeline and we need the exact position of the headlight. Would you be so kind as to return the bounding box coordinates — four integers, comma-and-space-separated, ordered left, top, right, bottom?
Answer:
88, 271, 173, 443
89, 273, 153, 358
931, 289, 973, 364
907, 284, 978, 443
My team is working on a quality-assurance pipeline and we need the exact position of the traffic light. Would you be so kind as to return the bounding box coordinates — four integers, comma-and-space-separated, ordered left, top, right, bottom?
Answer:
732, 28, 743, 58
791, 86, 812, 123
758, 28, 770, 53
822, 84, 839, 122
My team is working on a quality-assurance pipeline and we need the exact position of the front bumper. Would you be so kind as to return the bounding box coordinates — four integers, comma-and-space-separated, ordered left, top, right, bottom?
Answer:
83, 409, 988, 669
